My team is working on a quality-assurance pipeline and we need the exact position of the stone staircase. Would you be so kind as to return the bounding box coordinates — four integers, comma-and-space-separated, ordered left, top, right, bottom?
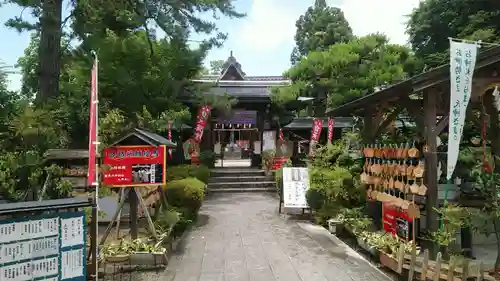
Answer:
207, 168, 276, 193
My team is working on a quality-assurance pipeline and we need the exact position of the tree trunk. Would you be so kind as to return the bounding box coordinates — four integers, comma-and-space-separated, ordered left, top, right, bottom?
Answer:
483, 93, 500, 171
37, 0, 63, 103
493, 219, 500, 269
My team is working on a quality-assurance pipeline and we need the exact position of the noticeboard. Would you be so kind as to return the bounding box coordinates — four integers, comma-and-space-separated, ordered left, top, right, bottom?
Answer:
282, 167, 310, 208
102, 145, 166, 187
0, 212, 86, 281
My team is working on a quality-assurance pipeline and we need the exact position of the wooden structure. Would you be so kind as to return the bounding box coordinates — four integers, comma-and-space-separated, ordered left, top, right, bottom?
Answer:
192, 52, 291, 167
387, 245, 494, 281
327, 46, 500, 255
98, 128, 176, 245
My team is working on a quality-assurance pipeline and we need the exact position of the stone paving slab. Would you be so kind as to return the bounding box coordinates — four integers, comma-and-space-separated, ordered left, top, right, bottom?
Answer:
132, 193, 393, 281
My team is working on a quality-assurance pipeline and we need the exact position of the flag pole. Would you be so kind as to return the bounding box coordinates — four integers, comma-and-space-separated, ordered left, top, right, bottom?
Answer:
91, 50, 100, 280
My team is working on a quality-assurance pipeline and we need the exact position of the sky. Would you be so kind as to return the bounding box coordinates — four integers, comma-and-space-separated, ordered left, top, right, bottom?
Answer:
0, 0, 421, 91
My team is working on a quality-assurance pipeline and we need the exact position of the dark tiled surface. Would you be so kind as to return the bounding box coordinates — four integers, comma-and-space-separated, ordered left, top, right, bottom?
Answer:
133, 193, 392, 281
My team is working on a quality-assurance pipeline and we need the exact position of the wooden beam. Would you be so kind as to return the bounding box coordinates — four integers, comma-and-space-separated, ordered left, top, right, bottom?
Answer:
435, 115, 449, 135
376, 107, 404, 136
423, 90, 439, 257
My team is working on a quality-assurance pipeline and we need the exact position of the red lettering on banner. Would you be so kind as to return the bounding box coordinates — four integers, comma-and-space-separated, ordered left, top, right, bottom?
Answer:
327, 118, 334, 143
193, 106, 211, 143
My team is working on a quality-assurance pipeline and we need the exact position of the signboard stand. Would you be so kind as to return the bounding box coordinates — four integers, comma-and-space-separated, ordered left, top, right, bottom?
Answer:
279, 167, 312, 220
99, 187, 158, 246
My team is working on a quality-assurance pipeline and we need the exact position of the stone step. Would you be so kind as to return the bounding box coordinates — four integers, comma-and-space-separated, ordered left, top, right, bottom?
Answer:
208, 175, 273, 183
207, 181, 275, 190
210, 168, 266, 177
208, 187, 276, 193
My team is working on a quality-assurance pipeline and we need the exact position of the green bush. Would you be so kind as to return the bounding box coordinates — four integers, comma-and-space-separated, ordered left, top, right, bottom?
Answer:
199, 150, 215, 168
164, 177, 206, 213
167, 164, 210, 183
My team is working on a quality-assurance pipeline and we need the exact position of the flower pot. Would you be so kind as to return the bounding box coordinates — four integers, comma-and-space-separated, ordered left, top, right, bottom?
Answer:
130, 252, 168, 266
356, 237, 377, 256
105, 254, 131, 263
327, 219, 341, 234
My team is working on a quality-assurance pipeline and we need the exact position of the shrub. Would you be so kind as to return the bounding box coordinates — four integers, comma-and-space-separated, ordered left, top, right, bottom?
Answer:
167, 164, 210, 183
199, 150, 215, 168
164, 177, 206, 213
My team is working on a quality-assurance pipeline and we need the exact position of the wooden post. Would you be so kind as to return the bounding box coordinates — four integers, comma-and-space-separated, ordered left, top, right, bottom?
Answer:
363, 107, 374, 143
130, 187, 139, 239
424, 90, 439, 257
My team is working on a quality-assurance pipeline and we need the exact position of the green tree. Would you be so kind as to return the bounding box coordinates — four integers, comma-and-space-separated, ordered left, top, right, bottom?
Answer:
406, 0, 500, 68
4, 0, 245, 102
209, 60, 226, 75
290, 0, 353, 64
274, 34, 420, 116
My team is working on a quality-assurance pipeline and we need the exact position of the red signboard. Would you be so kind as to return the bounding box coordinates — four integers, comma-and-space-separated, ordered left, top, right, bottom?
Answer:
382, 202, 414, 240
382, 203, 397, 235
102, 145, 166, 187
193, 106, 211, 143
327, 118, 334, 144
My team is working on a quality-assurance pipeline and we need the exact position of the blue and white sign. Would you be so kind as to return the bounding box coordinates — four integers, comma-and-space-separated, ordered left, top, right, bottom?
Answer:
447, 40, 478, 179
0, 212, 86, 281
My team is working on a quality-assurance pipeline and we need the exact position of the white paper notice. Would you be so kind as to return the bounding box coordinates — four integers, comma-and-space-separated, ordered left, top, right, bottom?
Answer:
61, 249, 84, 280
61, 217, 84, 248
282, 167, 310, 208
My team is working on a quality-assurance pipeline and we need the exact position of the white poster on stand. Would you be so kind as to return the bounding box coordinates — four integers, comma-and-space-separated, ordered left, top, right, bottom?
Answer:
282, 167, 310, 208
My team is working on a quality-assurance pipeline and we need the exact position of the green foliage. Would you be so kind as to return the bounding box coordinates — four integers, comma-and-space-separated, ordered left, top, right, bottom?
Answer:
199, 151, 215, 168
167, 164, 211, 183
164, 177, 206, 214
335, 208, 371, 234
407, 0, 500, 67
261, 150, 276, 171
427, 204, 471, 246
290, 0, 353, 64
275, 34, 420, 113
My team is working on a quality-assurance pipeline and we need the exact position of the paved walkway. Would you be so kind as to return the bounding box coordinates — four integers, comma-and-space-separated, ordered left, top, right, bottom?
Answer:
138, 193, 392, 281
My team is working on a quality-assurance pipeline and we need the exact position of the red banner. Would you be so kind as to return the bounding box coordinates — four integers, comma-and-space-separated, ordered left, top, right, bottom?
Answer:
309, 118, 323, 155
168, 121, 173, 159
87, 58, 98, 186
327, 118, 334, 144
193, 106, 211, 143
102, 145, 166, 187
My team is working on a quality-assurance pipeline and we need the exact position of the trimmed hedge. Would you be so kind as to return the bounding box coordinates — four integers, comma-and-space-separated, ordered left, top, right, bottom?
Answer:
167, 164, 210, 183
164, 177, 206, 213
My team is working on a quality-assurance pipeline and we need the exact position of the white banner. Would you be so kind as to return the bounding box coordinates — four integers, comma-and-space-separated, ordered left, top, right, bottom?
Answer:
446, 40, 478, 179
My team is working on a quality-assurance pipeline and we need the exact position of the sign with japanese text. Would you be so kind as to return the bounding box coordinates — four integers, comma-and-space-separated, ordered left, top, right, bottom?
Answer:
0, 212, 86, 281
382, 203, 415, 241
193, 106, 211, 143
309, 118, 323, 155
327, 118, 334, 144
447, 40, 478, 179
167, 121, 173, 159
282, 167, 310, 208
102, 145, 166, 187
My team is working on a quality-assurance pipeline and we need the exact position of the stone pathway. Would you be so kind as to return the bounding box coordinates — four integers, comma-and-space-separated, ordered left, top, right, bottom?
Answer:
136, 193, 392, 281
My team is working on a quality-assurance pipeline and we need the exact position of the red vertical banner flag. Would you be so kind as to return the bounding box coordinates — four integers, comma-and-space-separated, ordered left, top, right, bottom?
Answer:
193, 105, 211, 143
327, 117, 335, 144
278, 128, 285, 144
168, 121, 173, 159
309, 118, 323, 156
87, 57, 98, 186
